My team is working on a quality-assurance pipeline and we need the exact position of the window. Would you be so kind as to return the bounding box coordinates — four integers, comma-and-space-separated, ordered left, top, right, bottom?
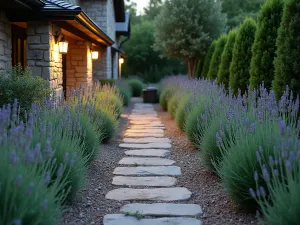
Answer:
11, 24, 27, 67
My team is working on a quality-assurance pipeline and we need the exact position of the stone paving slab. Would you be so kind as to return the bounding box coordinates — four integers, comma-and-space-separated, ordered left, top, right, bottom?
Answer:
119, 143, 171, 149
119, 157, 175, 166
113, 166, 181, 176
112, 176, 177, 187
129, 125, 165, 129
120, 203, 203, 217
124, 133, 165, 138
103, 214, 202, 225
125, 149, 170, 157
123, 138, 171, 144
125, 129, 164, 134
105, 188, 192, 201
129, 117, 161, 121
130, 121, 163, 125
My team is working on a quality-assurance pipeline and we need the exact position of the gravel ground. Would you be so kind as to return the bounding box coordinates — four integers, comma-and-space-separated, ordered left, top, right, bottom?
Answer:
62, 98, 258, 225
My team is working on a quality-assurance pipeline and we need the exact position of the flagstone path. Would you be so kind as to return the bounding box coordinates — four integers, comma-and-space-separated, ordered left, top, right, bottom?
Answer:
104, 103, 203, 225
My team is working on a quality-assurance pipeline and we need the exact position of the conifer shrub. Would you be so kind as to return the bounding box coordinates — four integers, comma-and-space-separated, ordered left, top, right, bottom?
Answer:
208, 34, 228, 79
202, 41, 216, 77
217, 29, 238, 88
250, 0, 284, 90
229, 18, 257, 93
273, 0, 300, 97
159, 87, 175, 111
128, 79, 144, 97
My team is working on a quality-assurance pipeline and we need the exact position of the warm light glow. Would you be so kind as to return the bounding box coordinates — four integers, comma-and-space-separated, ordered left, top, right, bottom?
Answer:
119, 58, 124, 64
92, 51, 99, 60
59, 39, 68, 54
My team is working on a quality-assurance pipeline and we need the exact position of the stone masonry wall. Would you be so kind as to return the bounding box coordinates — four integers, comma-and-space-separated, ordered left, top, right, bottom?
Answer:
66, 40, 92, 93
0, 11, 11, 73
27, 21, 63, 98
81, 0, 117, 80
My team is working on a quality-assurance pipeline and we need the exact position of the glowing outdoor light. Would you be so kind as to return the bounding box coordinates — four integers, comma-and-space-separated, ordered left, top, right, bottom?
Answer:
119, 57, 124, 64
58, 37, 68, 54
55, 32, 68, 54
92, 51, 99, 60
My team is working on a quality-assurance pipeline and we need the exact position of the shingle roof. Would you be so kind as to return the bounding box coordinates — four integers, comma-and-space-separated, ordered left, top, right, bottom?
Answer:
116, 12, 130, 33
42, 0, 81, 10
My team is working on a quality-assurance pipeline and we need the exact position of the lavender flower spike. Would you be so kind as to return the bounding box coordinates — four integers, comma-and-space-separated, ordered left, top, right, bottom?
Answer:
57, 163, 64, 177
249, 188, 256, 198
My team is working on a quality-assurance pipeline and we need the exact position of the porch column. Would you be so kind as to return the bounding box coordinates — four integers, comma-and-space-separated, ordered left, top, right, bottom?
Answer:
0, 11, 11, 73
26, 21, 63, 99
66, 40, 93, 93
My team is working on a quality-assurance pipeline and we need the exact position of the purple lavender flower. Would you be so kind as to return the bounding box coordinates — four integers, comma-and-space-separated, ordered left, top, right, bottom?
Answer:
15, 175, 22, 187
262, 164, 270, 182
269, 156, 274, 167
10, 151, 19, 164
254, 170, 259, 182
279, 120, 285, 136
26, 183, 35, 196
273, 169, 279, 176
41, 199, 48, 211
286, 160, 292, 172
64, 152, 69, 163
57, 163, 64, 177
44, 170, 51, 185
14, 219, 22, 225
259, 186, 266, 198
249, 188, 256, 198
256, 151, 262, 163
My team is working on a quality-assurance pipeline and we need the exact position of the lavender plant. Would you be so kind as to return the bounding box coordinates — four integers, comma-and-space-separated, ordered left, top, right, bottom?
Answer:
0, 101, 66, 225
249, 120, 300, 224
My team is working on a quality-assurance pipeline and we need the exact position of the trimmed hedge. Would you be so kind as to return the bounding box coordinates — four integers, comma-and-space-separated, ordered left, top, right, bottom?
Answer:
273, 0, 300, 97
229, 18, 257, 93
217, 29, 237, 88
208, 34, 228, 79
202, 41, 216, 78
250, 0, 284, 90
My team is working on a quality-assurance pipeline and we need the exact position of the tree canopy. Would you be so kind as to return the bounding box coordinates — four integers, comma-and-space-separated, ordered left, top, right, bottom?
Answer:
153, 0, 227, 79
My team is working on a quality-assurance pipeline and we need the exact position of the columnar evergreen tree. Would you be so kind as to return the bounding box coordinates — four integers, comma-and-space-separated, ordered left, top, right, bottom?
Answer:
153, 0, 227, 79
273, 0, 300, 97
229, 18, 257, 93
217, 29, 237, 88
250, 0, 284, 90
202, 41, 216, 78
207, 34, 228, 79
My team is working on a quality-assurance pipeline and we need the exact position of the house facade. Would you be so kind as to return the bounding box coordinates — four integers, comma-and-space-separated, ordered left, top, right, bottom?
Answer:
0, 0, 130, 98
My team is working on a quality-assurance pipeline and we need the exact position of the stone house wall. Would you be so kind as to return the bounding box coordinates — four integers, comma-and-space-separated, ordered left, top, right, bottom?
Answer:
26, 21, 63, 98
66, 39, 93, 93
0, 11, 11, 73
81, 0, 117, 80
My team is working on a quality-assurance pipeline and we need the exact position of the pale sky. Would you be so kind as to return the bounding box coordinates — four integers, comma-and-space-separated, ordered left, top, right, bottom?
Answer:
134, 0, 149, 15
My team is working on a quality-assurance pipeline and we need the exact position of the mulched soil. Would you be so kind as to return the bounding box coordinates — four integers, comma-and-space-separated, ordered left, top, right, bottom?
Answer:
61, 99, 258, 225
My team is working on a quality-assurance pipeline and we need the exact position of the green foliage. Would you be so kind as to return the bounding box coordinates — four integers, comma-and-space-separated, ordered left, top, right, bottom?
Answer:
167, 94, 179, 119
99, 79, 115, 86
250, 0, 284, 90
202, 41, 216, 77
154, 0, 227, 78
175, 94, 192, 131
96, 91, 123, 119
229, 18, 257, 93
185, 101, 206, 145
122, 20, 184, 82
0, 65, 51, 112
273, 0, 300, 97
159, 87, 175, 111
208, 34, 228, 79
221, 0, 265, 28
116, 80, 132, 106
128, 79, 144, 97
97, 108, 118, 143
199, 113, 226, 170
217, 29, 238, 88
0, 159, 64, 225
218, 120, 283, 208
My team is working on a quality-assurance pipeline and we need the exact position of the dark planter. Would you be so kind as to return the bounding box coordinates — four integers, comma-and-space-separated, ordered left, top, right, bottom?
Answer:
143, 87, 158, 103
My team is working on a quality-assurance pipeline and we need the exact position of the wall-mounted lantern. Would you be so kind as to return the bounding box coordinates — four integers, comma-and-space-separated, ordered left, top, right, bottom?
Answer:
119, 57, 124, 64
92, 51, 99, 60
54, 32, 68, 54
